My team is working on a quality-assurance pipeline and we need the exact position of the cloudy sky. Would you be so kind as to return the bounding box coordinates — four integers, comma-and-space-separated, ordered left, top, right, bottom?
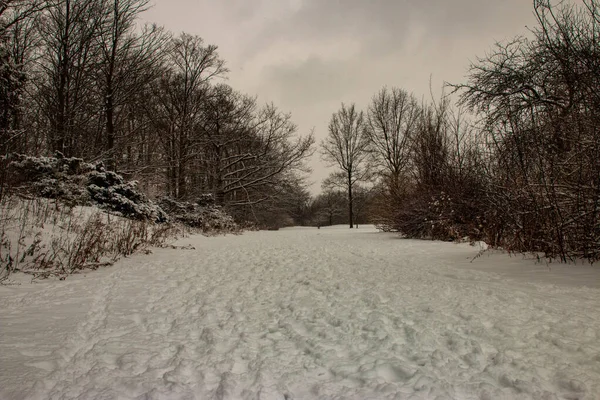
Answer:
142, 0, 536, 193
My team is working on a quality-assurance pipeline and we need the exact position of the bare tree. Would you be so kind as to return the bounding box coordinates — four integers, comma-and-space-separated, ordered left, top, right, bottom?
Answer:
321, 103, 371, 228
0, 0, 50, 37
365, 87, 420, 228
195, 83, 257, 204
217, 102, 315, 207
37, 0, 105, 157
412, 97, 450, 189
0, 1, 44, 154
366, 86, 420, 190
237, 173, 313, 228
95, 0, 168, 170
149, 33, 227, 198
313, 188, 345, 226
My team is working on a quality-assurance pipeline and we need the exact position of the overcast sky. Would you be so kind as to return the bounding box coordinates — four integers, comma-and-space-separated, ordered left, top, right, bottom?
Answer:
142, 0, 536, 193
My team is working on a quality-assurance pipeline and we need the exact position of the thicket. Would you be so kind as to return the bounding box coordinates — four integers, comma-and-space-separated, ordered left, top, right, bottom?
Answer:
366, 0, 600, 262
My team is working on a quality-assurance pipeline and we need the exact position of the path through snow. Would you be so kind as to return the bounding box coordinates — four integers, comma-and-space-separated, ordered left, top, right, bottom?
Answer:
1, 226, 599, 399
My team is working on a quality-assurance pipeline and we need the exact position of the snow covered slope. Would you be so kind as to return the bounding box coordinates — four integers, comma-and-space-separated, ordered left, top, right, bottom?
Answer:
1, 226, 599, 399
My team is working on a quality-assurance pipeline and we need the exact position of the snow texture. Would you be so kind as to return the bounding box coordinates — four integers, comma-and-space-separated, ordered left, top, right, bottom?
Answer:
1, 226, 599, 399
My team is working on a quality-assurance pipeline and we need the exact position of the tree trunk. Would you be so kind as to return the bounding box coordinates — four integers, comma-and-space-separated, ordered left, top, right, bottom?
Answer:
348, 171, 353, 228
56, 0, 71, 156
106, 86, 115, 170
178, 159, 186, 199
214, 146, 225, 205
105, 37, 117, 170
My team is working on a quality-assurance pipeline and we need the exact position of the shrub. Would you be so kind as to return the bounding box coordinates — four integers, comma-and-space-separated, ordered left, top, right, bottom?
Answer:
158, 197, 238, 234
5, 153, 167, 222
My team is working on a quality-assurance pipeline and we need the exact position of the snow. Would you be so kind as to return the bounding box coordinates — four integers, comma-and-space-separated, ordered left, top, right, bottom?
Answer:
1, 225, 599, 399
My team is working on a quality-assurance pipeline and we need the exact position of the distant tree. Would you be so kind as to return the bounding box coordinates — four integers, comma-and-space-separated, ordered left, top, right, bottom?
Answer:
313, 188, 345, 226
321, 103, 371, 228
350, 184, 374, 227
412, 97, 450, 189
194, 84, 256, 203
240, 174, 313, 228
194, 83, 314, 207
275, 176, 313, 226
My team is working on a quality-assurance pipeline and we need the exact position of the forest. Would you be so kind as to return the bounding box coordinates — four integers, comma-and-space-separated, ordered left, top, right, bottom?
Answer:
1, 0, 600, 262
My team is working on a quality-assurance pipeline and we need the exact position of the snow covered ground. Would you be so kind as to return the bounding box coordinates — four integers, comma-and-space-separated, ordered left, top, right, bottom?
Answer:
1, 226, 599, 399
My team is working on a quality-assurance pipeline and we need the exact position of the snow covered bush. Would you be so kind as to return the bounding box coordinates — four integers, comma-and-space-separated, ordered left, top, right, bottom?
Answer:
158, 197, 238, 234
6, 152, 93, 204
4, 153, 167, 222
86, 164, 167, 222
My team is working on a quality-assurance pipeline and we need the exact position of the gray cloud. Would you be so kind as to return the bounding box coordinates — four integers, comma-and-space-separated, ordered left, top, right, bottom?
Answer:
143, 0, 536, 192
261, 56, 360, 108
244, 1, 532, 57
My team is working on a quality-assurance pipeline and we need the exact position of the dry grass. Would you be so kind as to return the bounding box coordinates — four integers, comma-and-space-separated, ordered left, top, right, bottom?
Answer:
0, 195, 185, 281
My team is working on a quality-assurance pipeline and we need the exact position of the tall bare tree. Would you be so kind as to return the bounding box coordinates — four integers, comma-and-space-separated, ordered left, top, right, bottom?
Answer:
150, 33, 227, 198
0, 1, 44, 154
321, 103, 371, 228
95, 0, 168, 170
212, 99, 314, 207
366, 86, 420, 188
365, 87, 420, 226
38, 0, 105, 157
195, 83, 256, 203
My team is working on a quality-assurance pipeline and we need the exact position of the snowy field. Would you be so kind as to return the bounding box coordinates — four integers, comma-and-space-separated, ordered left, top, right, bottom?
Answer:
1, 226, 599, 399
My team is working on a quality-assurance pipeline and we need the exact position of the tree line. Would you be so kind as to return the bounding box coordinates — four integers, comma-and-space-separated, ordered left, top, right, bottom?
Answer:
2, 0, 599, 261
0, 0, 315, 226
317, 0, 600, 262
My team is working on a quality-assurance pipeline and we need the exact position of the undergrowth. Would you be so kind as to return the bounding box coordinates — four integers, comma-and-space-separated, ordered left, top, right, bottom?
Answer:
0, 196, 185, 282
